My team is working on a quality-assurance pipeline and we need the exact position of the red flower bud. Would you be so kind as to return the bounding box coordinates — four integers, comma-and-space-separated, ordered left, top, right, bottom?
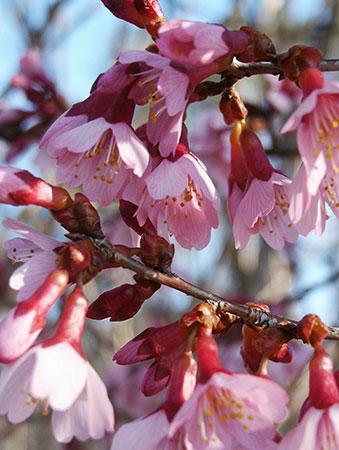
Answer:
0, 166, 72, 210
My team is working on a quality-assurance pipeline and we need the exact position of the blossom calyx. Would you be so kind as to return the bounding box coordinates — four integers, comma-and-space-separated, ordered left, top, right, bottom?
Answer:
52, 193, 104, 239
277, 45, 322, 82
139, 233, 174, 272
237, 26, 276, 62
297, 314, 328, 347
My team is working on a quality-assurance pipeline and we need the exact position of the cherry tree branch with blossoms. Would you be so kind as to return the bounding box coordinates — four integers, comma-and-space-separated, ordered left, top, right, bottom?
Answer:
0, 0, 339, 448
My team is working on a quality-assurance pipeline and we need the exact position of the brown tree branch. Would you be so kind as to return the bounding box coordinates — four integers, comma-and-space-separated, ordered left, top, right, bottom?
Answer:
225, 59, 339, 80
95, 238, 339, 341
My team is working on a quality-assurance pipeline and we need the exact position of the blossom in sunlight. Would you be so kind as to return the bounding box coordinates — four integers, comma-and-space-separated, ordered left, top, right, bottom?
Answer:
0, 288, 114, 443
228, 122, 298, 249
156, 19, 248, 67
39, 84, 149, 206
124, 145, 220, 250
168, 332, 289, 450
282, 68, 339, 214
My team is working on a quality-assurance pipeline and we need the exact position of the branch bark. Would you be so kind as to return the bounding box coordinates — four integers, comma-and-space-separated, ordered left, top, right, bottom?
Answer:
96, 238, 339, 341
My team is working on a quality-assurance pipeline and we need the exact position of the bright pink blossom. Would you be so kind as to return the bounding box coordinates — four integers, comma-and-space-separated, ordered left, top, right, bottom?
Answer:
0, 270, 68, 363
282, 69, 339, 212
0, 288, 114, 443
125, 148, 220, 249
156, 20, 248, 67
228, 124, 298, 249
3, 218, 61, 302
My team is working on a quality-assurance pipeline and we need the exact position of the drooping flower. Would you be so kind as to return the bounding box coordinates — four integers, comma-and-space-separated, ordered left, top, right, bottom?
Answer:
156, 19, 248, 67
124, 144, 220, 250
168, 331, 289, 450
39, 83, 149, 206
0, 270, 68, 363
228, 122, 298, 249
278, 346, 339, 449
0, 288, 114, 443
282, 68, 339, 213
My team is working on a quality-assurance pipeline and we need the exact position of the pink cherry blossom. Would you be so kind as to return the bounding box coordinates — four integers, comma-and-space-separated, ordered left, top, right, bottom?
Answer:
0, 288, 114, 443
117, 51, 190, 157
166, 331, 288, 450
0, 270, 68, 363
168, 371, 287, 449
231, 171, 298, 250
156, 19, 248, 67
124, 149, 220, 250
228, 124, 298, 250
3, 218, 61, 302
112, 349, 197, 449
282, 70, 339, 210
39, 87, 149, 206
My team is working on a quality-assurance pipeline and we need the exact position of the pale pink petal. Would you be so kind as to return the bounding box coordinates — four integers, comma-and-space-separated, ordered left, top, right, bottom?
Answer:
30, 343, 88, 411
10, 251, 57, 302
146, 159, 187, 199
278, 408, 322, 450
53, 118, 109, 153
235, 179, 275, 228
112, 122, 149, 176
178, 154, 218, 204
0, 350, 36, 423
52, 365, 114, 443
158, 66, 189, 116
3, 218, 59, 250
111, 410, 169, 450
